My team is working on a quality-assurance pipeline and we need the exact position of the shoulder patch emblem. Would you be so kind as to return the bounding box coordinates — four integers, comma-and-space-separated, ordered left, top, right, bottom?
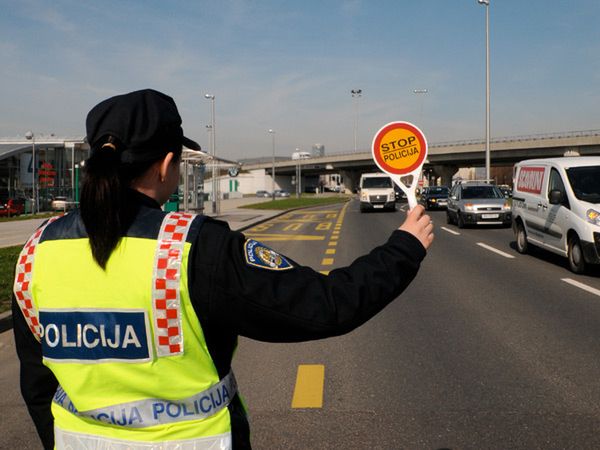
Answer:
244, 239, 294, 271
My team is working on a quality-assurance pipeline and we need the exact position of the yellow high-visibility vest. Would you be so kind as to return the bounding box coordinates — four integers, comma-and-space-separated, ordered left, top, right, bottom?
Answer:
14, 212, 234, 449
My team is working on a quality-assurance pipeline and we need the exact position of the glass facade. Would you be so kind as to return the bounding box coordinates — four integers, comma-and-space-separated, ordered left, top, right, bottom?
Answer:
0, 141, 88, 212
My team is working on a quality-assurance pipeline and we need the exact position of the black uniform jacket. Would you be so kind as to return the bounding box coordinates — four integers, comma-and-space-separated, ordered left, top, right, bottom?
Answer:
12, 192, 426, 449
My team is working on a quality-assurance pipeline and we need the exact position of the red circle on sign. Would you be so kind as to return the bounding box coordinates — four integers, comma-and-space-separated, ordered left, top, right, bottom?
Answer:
372, 121, 427, 175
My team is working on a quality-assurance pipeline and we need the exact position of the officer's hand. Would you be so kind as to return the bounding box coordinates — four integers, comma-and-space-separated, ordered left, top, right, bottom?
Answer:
399, 205, 434, 250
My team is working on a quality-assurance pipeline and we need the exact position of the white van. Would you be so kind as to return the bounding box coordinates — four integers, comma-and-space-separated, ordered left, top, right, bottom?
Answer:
359, 172, 396, 213
512, 157, 600, 273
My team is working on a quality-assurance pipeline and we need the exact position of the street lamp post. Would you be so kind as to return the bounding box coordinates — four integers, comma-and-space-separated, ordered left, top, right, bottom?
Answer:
351, 89, 362, 152
25, 131, 37, 214
268, 129, 275, 201
295, 147, 302, 199
478, 0, 491, 181
204, 94, 218, 214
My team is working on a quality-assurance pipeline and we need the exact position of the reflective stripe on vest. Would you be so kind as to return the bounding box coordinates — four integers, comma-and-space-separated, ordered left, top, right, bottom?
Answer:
13, 216, 61, 341
53, 371, 237, 428
153, 212, 195, 357
54, 428, 232, 450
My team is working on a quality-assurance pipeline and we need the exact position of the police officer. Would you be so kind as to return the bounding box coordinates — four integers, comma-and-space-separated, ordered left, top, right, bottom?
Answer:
13, 89, 434, 450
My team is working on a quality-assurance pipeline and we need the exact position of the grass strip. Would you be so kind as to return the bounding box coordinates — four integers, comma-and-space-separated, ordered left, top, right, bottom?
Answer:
0, 245, 22, 313
241, 196, 349, 210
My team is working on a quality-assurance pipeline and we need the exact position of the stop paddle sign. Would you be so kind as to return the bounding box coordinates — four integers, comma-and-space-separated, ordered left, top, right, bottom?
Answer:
371, 121, 428, 209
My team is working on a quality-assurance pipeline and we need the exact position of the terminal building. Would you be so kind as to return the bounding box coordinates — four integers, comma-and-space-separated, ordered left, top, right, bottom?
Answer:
0, 136, 88, 211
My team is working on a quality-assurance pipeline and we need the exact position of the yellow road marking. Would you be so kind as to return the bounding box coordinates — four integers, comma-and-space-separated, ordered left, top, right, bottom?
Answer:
321, 258, 334, 265
275, 219, 327, 224
283, 223, 303, 231
316, 222, 332, 231
325, 248, 336, 255
248, 223, 274, 232
245, 234, 325, 241
291, 364, 325, 408
328, 241, 337, 246
319, 270, 330, 275
286, 210, 339, 215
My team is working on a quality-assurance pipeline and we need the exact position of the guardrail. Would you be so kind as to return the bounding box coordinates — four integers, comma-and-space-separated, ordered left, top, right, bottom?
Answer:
324, 129, 600, 157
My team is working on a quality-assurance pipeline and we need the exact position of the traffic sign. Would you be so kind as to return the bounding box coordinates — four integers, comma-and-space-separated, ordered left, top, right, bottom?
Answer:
372, 121, 427, 209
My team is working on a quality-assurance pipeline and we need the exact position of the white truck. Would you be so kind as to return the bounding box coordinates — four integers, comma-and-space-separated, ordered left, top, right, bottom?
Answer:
359, 172, 396, 213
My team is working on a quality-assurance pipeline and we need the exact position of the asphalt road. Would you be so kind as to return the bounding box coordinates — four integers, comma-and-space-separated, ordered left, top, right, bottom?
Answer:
236, 200, 600, 449
3, 199, 600, 449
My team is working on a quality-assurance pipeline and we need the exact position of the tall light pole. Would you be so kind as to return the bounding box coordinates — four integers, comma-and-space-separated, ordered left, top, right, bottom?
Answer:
478, 0, 491, 181
269, 129, 275, 200
25, 131, 37, 214
295, 147, 302, 199
351, 89, 362, 152
204, 94, 218, 214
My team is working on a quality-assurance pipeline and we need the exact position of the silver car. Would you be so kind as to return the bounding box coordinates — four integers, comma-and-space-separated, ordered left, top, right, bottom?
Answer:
446, 182, 512, 228
274, 189, 290, 198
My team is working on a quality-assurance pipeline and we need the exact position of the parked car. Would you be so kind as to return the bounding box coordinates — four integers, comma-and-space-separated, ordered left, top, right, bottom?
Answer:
51, 196, 76, 211
0, 197, 25, 216
446, 181, 511, 228
419, 186, 449, 210
512, 157, 600, 273
274, 189, 290, 198
255, 190, 271, 198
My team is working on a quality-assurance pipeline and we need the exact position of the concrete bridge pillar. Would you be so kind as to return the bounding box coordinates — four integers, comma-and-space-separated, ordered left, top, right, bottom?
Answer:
432, 165, 458, 187
340, 169, 361, 193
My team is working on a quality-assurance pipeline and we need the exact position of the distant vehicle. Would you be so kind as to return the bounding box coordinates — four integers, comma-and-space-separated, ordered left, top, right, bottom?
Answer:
51, 196, 76, 211
419, 186, 449, 210
0, 197, 25, 216
274, 189, 290, 198
291, 151, 311, 160
255, 190, 271, 198
446, 181, 511, 228
512, 157, 600, 273
359, 172, 396, 213
498, 184, 512, 198
394, 185, 407, 202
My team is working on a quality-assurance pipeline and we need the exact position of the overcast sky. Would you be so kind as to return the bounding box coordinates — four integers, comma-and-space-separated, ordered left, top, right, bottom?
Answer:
1, 0, 599, 160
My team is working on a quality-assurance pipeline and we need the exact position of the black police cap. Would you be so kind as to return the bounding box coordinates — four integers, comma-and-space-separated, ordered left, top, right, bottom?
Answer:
86, 89, 201, 163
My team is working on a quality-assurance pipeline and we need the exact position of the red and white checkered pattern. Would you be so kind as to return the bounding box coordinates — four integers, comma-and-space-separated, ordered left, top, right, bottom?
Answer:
13, 216, 61, 341
153, 212, 195, 357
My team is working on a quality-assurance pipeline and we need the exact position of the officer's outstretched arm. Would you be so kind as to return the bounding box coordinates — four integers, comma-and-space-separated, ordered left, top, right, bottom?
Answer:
193, 219, 428, 344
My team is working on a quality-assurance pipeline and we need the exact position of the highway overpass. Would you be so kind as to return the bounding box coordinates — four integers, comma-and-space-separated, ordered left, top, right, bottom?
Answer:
241, 129, 600, 188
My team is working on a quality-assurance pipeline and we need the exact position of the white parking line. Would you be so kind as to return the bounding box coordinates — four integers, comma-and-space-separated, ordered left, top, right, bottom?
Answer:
562, 278, 600, 297
476, 242, 515, 259
441, 226, 460, 236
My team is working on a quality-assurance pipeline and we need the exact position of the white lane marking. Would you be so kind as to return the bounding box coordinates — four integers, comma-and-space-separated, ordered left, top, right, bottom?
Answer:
476, 242, 515, 259
441, 226, 460, 235
562, 278, 600, 297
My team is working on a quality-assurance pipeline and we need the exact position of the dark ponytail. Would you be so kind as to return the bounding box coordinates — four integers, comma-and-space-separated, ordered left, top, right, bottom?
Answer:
80, 136, 178, 269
